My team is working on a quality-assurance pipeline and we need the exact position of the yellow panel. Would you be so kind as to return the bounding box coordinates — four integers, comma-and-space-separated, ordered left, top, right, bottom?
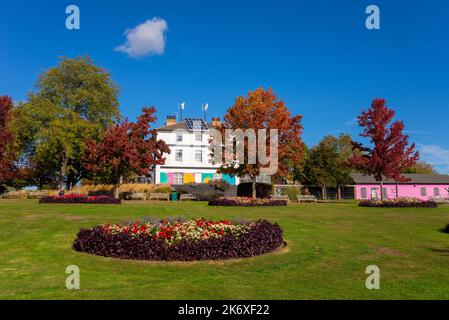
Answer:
184, 173, 195, 184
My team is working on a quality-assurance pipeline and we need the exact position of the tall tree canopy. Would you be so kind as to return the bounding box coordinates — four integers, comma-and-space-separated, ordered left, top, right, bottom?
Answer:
214, 87, 303, 198
402, 161, 437, 174
15, 56, 120, 189
296, 134, 354, 199
349, 98, 419, 200
84, 107, 170, 198
0, 96, 15, 183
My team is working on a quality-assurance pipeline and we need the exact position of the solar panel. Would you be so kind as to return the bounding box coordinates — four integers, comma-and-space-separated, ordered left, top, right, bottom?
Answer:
185, 118, 209, 132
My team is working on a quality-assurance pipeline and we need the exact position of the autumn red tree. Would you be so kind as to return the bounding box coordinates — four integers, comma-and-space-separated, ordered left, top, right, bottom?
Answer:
214, 87, 303, 198
349, 98, 419, 201
0, 96, 15, 183
84, 107, 170, 198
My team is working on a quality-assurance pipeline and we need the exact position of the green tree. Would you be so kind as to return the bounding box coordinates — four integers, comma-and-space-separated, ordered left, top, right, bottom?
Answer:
402, 161, 437, 174
296, 134, 354, 200
15, 56, 120, 189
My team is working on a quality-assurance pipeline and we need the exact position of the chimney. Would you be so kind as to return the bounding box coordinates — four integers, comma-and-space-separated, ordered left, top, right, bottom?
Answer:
165, 115, 177, 127
211, 117, 221, 127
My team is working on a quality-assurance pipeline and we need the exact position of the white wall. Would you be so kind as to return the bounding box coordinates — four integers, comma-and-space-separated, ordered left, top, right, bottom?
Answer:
158, 129, 219, 169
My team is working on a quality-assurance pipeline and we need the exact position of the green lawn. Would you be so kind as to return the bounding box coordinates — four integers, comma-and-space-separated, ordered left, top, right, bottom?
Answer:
1, 199, 449, 299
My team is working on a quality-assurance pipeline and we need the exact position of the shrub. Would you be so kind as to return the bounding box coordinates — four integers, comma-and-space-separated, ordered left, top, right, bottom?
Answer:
209, 197, 288, 207
79, 184, 116, 197
208, 179, 230, 192
197, 192, 222, 202
237, 183, 272, 199
73, 219, 285, 261
283, 186, 300, 201
153, 185, 173, 194
79, 184, 156, 199
39, 194, 121, 204
359, 198, 438, 208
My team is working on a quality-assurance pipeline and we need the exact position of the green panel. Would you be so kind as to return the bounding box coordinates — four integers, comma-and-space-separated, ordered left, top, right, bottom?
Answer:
160, 172, 168, 184
201, 173, 214, 183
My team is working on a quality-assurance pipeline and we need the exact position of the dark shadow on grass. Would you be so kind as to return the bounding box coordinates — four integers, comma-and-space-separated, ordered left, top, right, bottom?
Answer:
439, 224, 449, 234
429, 248, 449, 256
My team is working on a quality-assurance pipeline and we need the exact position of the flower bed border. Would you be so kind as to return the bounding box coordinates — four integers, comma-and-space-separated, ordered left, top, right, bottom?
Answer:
73, 220, 285, 261
39, 194, 121, 204
359, 199, 438, 208
208, 197, 288, 207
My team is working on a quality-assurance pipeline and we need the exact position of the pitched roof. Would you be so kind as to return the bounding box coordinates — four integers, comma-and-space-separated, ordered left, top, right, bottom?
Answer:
157, 120, 218, 132
351, 173, 449, 184
156, 122, 187, 132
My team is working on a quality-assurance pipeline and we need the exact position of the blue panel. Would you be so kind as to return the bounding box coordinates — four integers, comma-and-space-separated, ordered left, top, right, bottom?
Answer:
223, 174, 236, 185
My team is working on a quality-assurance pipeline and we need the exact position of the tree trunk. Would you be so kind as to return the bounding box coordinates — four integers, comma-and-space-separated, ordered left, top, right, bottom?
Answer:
380, 180, 384, 201
395, 183, 399, 199
252, 178, 257, 199
115, 175, 123, 200
337, 186, 342, 201
60, 155, 68, 191
322, 186, 326, 200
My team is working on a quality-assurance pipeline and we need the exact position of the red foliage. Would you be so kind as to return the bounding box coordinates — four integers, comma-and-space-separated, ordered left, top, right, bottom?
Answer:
0, 96, 15, 182
215, 87, 303, 197
39, 194, 121, 204
84, 106, 170, 184
349, 98, 419, 195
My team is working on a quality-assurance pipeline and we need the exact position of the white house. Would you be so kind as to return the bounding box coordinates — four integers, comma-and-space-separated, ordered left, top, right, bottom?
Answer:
152, 116, 239, 186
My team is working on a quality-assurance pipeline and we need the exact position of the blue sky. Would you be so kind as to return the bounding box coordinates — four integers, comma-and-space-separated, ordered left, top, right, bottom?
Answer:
1, 0, 449, 172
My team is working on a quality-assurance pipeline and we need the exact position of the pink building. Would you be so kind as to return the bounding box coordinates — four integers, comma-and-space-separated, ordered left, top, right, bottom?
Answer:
352, 173, 449, 200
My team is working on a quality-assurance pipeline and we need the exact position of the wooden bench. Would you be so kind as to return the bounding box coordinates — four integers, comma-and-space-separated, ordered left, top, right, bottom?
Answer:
297, 195, 317, 203
271, 195, 289, 201
28, 191, 49, 199
129, 192, 147, 201
149, 193, 170, 201
431, 196, 449, 203
180, 194, 198, 201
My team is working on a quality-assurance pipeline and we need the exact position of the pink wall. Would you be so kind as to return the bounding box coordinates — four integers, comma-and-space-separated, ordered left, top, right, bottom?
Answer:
355, 184, 449, 200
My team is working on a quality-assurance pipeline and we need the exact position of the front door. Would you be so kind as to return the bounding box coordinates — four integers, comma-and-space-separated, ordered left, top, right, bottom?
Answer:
371, 188, 378, 200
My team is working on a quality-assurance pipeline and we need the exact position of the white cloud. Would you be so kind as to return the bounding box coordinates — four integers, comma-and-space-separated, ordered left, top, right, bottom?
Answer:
345, 118, 358, 127
115, 18, 168, 59
418, 144, 449, 174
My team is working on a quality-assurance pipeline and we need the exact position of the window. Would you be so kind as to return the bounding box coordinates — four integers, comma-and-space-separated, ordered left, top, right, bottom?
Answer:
176, 134, 183, 142
434, 187, 440, 196
174, 173, 183, 185
195, 133, 202, 142
195, 150, 202, 162
420, 187, 427, 196
175, 149, 183, 162
213, 173, 222, 181
360, 188, 367, 199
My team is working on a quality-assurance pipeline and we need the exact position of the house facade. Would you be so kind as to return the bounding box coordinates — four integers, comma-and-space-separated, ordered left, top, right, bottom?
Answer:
352, 173, 449, 200
153, 116, 239, 186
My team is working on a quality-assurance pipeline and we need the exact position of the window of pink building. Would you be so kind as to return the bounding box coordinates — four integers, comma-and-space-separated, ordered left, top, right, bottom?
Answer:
360, 188, 367, 199
434, 188, 440, 196
420, 187, 427, 197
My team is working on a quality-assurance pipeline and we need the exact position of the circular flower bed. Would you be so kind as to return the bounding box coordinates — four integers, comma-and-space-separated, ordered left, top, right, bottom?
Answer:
208, 197, 288, 207
73, 218, 285, 261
